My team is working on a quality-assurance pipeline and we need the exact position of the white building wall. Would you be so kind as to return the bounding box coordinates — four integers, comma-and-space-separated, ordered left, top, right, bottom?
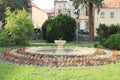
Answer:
54, 0, 71, 16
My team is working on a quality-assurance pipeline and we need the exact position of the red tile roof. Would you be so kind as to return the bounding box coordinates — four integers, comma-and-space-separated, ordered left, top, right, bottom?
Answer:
102, 0, 120, 8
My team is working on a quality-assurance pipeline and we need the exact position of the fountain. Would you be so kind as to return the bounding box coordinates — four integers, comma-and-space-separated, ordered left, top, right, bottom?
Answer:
1, 39, 117, 67
1, 46, 115, 67
54, 40, 66, 54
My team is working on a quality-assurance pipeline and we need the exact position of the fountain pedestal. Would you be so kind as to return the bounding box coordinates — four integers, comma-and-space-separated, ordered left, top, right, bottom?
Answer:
54, 40, 66, 54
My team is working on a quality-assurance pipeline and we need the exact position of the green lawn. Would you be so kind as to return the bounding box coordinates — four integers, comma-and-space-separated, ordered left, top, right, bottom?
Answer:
0, 40, 120, 80
0, 40, 93, 50
0, 61, 120, 80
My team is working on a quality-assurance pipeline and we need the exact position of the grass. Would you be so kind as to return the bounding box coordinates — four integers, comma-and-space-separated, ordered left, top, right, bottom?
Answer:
0, 40, 93, 50
29, 40, 56, 46
27, 40, 93, 47
0, 40, 120, 80
0, 61, 120, 80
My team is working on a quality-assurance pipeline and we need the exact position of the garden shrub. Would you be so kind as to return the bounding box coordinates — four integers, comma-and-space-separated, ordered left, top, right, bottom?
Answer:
0, 29, 9, 45
96, 24, 120, 46
108, 24, 120, 35
42, 18, 53, 40
93, 42, 99, 48
46, 20, 63, 42
42, 14, 76, 42
4, 8, 34, 45
96, 24, 109, 45
104, 34, 120, 50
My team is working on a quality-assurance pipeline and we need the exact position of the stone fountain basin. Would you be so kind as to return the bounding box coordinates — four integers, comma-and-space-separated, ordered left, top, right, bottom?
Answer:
25, 47, 96, 55
54, 40, 66, 46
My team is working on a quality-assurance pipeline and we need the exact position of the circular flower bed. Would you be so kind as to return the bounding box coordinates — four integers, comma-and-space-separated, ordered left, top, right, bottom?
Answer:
0, 47, 120, 67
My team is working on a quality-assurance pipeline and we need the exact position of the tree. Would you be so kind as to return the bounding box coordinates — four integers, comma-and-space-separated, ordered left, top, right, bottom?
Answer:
0, 29, 9, 45
4, 8, 34, 45
70, 0, 103, 42
42, 14, 76, 42
0, 0, 31, 21
42, 18, 53, 40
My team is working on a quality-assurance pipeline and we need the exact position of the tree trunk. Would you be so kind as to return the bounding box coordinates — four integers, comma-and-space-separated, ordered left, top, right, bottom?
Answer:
89, 3, 94, 43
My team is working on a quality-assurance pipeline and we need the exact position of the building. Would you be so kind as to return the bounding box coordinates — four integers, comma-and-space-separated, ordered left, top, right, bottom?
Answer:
54, 0, 71, 16
71, 0, 120, 35
31, 2, 54, 29
94, 0, 120, 31
75, 5, 89, 32
31, 2, 54, 39
44, 9, 54, 18
31, 2, 49, 29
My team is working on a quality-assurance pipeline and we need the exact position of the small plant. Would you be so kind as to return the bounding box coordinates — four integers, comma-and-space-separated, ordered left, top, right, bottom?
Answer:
104, 34, 120, 50
94, 42, 99, 48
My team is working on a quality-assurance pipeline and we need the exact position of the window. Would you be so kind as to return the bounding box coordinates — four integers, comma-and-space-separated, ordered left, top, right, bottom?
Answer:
58, 4, 61, 8
58, 9, 62, 14
110, 12, 114, 18
63, 3, 66, 8
86, 9, 89, 16
100, 12, 105, 18
50, 13, 54, 18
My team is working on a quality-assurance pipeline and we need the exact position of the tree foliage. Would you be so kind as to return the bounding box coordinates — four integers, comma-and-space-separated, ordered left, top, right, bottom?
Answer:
4, 8, 34, 45
42, 14, 76, 42
104, 34, 120, 50
0, 29, 9, 45
42, 18, 53, 40
70, 0, 102, 9
0, 0, 31, 21
96, 24, 120, 48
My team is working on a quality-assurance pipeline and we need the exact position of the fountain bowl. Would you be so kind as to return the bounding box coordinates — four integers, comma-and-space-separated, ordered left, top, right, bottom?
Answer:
54, 40, 66, 46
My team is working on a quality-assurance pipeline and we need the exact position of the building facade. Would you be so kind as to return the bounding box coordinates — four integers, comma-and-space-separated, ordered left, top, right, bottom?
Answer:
76, 5, 89, 32
31, 2, 49, 29
31, 2, 54, 39
72, 0, 120, 35
94, 0, 120, 32
54, 0, 71, 16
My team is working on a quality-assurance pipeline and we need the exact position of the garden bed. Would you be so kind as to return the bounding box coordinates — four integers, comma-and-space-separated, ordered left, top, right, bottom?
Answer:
0, 47, 120, 67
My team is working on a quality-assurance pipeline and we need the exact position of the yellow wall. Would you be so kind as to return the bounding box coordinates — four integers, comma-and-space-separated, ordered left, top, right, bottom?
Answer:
32, 7, 48, 29
94, 8, 120, 29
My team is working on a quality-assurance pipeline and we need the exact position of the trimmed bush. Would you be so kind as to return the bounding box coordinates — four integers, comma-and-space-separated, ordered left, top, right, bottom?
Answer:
42, 14, 76, 42
97, 24, 109, 38
104, 34, 120, 50
108, 24, 120, 35
42, 19, 53, 40
96, 24, 109, 45
96, 24, 120, 46
93, 42, 99, 48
